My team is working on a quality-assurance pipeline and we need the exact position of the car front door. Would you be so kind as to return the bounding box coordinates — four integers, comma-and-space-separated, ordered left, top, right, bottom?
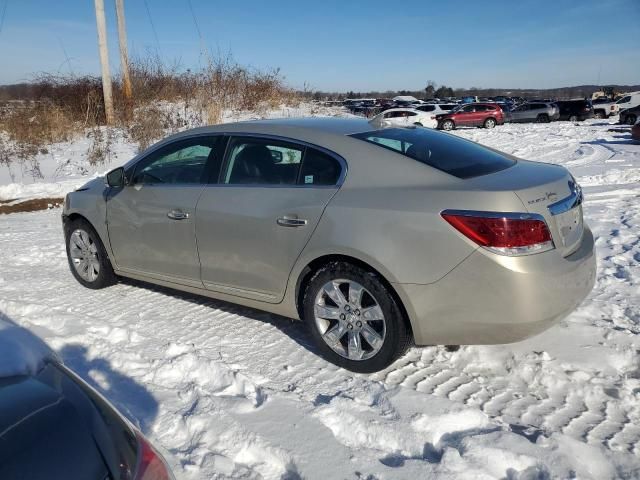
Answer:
455, 105, 476, 126
195, 136, 344, 303
106, 135, 225, 287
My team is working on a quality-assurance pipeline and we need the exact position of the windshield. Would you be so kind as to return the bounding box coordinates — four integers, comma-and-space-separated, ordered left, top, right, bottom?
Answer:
351, 127, 516, 179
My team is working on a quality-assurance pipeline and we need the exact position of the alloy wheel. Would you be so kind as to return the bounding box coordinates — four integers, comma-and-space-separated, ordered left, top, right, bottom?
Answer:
442, 120, 454, 131
314, 279, 386, 361
69, 229, 100, 282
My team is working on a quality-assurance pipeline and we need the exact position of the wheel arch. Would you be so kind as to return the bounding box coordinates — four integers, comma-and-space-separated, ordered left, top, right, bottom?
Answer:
294, 253, 413, 336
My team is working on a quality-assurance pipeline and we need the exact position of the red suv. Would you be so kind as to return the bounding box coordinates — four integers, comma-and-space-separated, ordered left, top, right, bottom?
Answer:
436, 103, 505, 130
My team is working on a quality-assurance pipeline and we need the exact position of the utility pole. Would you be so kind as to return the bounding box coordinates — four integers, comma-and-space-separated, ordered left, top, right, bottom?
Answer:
115, 0, 132, 101
94, 0, 115, 125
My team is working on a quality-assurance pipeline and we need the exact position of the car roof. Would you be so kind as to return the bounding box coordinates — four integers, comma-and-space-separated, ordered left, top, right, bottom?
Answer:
172, 117, 375, 138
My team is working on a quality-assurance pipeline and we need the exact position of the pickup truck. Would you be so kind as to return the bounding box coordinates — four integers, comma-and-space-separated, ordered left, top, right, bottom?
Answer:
591, 98, 617, 119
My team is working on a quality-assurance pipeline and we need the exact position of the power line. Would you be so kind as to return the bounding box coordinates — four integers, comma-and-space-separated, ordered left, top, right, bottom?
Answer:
0, 0, 9, 36
187, 0, 202, 41
143, 0, 162, 55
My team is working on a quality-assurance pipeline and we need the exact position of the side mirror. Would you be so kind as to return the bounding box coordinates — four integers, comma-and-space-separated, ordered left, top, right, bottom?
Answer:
106, 167, 125, 188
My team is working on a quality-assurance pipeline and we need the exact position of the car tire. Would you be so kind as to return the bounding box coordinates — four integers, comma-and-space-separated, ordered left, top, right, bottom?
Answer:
594, 111, 604, 119
536, 114, 550, 123
569, 115, 578, 122
441, 119, 455, 131
64, 218, 117, 289
302, 261, 412, 373
414, 122, 423, 127
483, 118, 496, 129
626, 114, 637, 125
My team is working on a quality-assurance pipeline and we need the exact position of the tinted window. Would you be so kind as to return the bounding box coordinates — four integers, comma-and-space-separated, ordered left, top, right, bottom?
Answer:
0, 364, 137, 480
225, 137, 303, 185
133, 137, 218, 185
617, 96, 631, 104
418, 105, 435, 112
439, 104, 456, 111
350, 128, 516, 179
530, 103, 544, 110
299, 149, 341, 185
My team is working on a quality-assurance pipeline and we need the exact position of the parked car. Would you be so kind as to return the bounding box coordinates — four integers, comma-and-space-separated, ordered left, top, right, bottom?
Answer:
415, 104, 457, 114
0, 318, 174, 480
556, 100, 594, 121
591, 97, 618, 119
618, 105, 640, 125
435, 103, 505, 130
63, 118, 596, 372
611, 91, 640, 115
509, 102, 560, 123
370, 108, 437, 128
632, 119, 640, 142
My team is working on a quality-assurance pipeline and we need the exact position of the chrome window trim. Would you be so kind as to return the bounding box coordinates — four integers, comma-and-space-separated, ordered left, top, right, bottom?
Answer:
217, 132, 348, 188
547, 181, 583, 216
124, 132, 347, 189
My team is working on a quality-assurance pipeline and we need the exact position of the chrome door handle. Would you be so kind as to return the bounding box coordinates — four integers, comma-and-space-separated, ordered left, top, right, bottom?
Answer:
277, 216, 308, 227
167, 210, 190, 220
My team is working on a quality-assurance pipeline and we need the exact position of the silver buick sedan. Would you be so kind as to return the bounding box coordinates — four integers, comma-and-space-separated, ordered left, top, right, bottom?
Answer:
62, 118, 596, 372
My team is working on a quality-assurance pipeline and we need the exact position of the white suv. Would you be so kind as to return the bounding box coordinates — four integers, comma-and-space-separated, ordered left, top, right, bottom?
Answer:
371, 108, 438, 128
612, 91, 640, 115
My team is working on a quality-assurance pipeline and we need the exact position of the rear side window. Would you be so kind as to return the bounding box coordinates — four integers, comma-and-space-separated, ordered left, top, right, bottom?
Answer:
350, 128, 515, 179
300, 149, 341, 185
419, 105, 435, 112
224, 138, 303, 185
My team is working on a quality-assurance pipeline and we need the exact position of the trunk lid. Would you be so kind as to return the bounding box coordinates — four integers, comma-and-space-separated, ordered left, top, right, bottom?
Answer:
466, 159, 584, 257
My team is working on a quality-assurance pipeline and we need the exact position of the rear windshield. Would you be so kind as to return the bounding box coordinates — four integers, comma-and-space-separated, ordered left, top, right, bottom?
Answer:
0, 363, 138, 480
350, 127, 516, 179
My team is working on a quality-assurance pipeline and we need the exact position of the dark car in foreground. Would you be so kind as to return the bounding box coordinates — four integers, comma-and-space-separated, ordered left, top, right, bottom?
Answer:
0, 319, 174, 480
436, 103, 505, 130
556, 100, 594, 121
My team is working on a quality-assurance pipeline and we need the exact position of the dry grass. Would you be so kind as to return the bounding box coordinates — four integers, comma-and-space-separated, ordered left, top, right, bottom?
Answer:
0, 53, 299, 162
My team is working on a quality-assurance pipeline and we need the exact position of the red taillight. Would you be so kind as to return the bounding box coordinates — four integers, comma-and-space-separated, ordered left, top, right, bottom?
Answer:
441, 211, 554, 256
135, 433, 174, 480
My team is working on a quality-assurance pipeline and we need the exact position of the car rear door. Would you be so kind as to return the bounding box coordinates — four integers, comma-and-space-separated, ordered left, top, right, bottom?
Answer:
106, 135, 225, 287
195, 136, 344, 303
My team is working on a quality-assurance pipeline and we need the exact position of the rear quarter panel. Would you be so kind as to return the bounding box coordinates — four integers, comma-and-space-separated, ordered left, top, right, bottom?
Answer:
289, 141, 528, 286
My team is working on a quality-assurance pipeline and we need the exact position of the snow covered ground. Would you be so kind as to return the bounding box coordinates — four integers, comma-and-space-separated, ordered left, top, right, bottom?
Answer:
1, 115, 639, 479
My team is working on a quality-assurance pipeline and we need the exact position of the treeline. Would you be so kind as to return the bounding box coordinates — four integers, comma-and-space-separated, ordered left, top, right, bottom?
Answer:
303, 83, 640, 101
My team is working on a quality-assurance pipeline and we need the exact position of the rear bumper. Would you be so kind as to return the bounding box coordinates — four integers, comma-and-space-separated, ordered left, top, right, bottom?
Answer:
396, 226, 596, 345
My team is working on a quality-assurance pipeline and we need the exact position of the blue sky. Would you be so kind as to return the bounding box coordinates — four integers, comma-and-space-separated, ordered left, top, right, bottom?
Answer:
0, 0, 638, 90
